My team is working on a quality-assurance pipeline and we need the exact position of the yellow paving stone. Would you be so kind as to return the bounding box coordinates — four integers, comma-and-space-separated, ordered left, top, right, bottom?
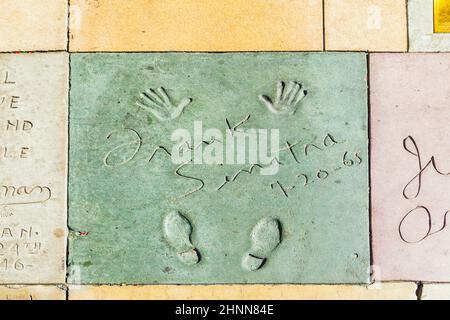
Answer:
0, 0, 68, 52
422, 284, 450, 300
324, 0, 407, 51
0, 286, 66, 300
69, 284, 417, 300
69, 0, 323, 52
434, 0, 450, 33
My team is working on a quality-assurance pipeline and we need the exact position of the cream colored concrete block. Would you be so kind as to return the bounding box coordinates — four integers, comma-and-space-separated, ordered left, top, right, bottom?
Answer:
69, 283, 417, 300
409, 0, 450, 52
325, 0, 407, 51
0, 0, 67, 52
0, 53, 68, 283
0, 285, 65, 300
69, 0, 323, 51
422, 284, 450, 300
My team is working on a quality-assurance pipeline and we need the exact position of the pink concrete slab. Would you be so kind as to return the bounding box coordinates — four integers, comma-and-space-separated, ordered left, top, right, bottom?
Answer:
371, 53, 450, 282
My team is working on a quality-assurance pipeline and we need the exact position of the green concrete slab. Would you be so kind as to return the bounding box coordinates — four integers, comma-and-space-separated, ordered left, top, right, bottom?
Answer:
68, 53, 369, 284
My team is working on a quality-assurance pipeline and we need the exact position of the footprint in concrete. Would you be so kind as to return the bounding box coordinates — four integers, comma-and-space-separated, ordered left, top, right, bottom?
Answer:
163, 211, 200, 266
242, 217, 281, 271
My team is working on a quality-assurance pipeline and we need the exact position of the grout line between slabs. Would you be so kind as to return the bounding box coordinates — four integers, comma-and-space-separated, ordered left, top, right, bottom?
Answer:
64, 0, 71, 293
366, 53, 373, 284
406, 0, 410, 52
67, 0, 71, 52
322, 0, 326, 51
